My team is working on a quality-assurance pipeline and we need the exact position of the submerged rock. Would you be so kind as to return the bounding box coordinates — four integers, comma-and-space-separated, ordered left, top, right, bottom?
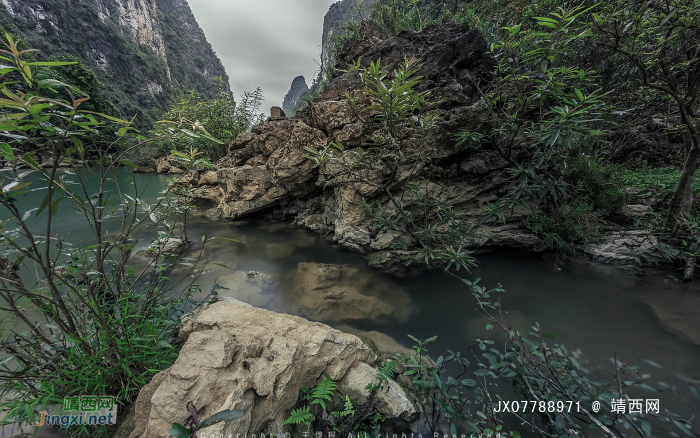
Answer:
136, 238, 188, 258
335, 324, 414, 355
264, 242, 295, 260
130, 301, 417, 437
133, 166, 156, 174
215, 271, 274, 307
288, 262, 412, 324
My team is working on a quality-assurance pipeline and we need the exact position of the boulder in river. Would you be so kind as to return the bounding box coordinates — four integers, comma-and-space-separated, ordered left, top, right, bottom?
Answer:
582, 231, 658, 265
129, 301, 418, 437
136, 238, 188, 258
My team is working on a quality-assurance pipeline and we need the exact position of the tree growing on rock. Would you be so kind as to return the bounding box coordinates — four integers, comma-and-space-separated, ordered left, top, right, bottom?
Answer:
587, 0, 700, 236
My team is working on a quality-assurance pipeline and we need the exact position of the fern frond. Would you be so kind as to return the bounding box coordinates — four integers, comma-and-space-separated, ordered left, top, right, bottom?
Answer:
377, 360, 397, 384
310, 374, 337, 410
340, 395, 355, 417
283, 406, 314, 425
365, 382, 381, 393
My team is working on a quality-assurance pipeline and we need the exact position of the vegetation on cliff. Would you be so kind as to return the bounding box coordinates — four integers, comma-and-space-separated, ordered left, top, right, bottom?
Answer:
129, 82, 266, 163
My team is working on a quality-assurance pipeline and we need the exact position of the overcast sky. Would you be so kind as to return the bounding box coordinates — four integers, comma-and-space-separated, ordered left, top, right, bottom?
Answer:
186, 0, 338, 110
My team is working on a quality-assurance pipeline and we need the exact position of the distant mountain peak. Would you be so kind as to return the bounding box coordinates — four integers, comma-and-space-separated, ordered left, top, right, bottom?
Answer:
282, 75, 310, 116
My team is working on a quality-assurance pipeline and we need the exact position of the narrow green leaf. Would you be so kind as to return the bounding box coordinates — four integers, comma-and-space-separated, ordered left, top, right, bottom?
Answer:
168, 423, 192, 438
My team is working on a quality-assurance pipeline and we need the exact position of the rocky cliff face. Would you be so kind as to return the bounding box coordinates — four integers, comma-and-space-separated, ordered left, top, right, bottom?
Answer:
319, 0, 378, 78
281, 75, 309, 116
0, 0, 227, 129
188, 20, 652, 269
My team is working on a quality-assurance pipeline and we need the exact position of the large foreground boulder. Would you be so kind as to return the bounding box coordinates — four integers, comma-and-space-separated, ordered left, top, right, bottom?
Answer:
129, 301, 418, 438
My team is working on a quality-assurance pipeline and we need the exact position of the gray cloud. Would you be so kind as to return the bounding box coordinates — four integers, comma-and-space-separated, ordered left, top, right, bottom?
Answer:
186, 0, 338, 111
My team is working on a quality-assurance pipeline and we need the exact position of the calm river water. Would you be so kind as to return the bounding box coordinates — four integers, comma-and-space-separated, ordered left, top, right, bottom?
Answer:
2, 168, 699, 437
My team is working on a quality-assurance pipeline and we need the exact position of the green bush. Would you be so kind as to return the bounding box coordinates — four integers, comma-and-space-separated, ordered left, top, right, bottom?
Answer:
147, 81, 264, 161
566, 156, 626, 212
528, 198, 601, 253
524, 157, 624, 252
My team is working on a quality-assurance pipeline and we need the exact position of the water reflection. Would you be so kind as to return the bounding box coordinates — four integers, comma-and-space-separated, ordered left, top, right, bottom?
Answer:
184, 216, 700, 381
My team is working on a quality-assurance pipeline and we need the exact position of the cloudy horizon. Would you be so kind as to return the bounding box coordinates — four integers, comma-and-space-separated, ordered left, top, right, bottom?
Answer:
186, 0, 338, 111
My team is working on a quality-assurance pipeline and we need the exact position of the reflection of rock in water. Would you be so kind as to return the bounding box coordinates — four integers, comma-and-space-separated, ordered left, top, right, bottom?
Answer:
645, 301, 700, 346
286, 262, 412, 325
216, 271, 274, 307
256, 222, 293, 233
335, 324, 414, 355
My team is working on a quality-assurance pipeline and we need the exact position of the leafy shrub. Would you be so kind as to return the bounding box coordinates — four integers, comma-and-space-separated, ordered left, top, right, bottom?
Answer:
566, 156, 626, 212
147, 80, 265, 160
284, 374, 387, 436
528, 199, 601, 253
0, 34, 215, 437
371, 0, 452, 36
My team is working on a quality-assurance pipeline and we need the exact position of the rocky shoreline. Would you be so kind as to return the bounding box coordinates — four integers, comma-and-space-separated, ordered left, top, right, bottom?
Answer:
137, 21, 662, 272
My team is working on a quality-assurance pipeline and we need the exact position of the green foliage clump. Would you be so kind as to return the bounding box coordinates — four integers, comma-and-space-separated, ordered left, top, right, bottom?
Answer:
528, 199, 601, 253
128, 82, 264, 163
566, 156, 626, 212
620, 165, 700, 199
284, 373, 387, 436
371, 0, 424, 36
370, 0, 455, 37
526, 157, 625, 252
310, 374, 337, 411
285, 375, 338, 426
34, 54, 113, 114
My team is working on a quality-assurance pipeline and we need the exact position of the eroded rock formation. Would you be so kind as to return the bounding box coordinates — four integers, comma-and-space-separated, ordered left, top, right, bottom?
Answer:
191, 20, 659, 268
193, 22, 523, 263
